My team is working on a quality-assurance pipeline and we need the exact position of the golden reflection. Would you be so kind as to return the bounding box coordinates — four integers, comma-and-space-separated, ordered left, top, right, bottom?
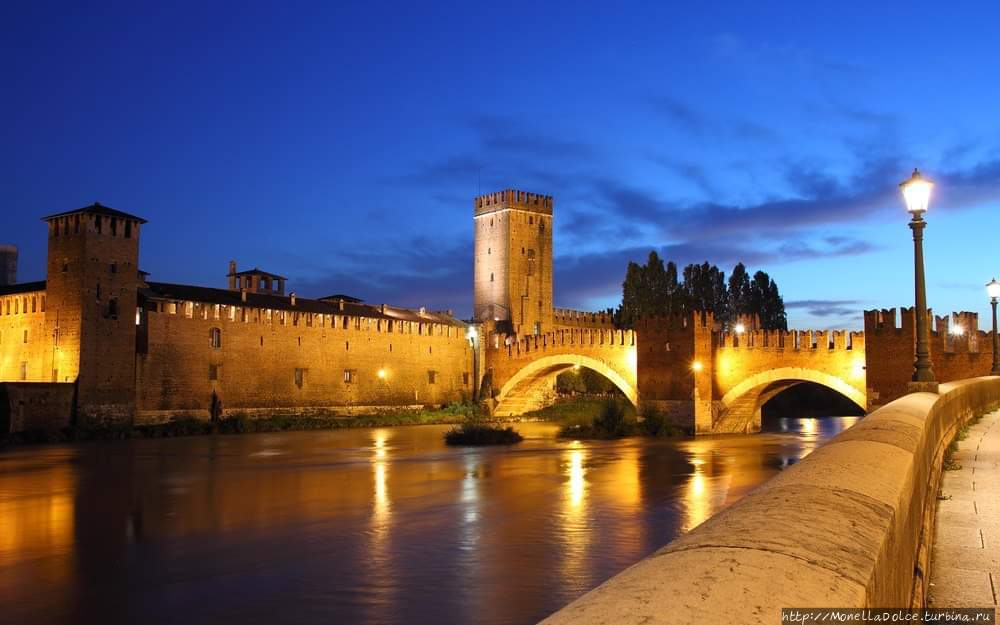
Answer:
801, 418, 817, 434
567, 442, 586, 509
372, 429, 390, 523
682, 451, 717, 532
560, 442, 590, 583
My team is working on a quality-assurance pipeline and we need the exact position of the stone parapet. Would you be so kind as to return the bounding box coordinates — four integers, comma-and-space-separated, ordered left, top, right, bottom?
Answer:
540, 376, 1000, 623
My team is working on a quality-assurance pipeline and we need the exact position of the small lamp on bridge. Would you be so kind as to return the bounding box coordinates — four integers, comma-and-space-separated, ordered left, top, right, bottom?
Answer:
899, 168, 936, 386
987, 278, 1000, 374
733, 323, 746, 334
466, 326, 478, 342
948, 324, 965, 337
691, 360, 704, 373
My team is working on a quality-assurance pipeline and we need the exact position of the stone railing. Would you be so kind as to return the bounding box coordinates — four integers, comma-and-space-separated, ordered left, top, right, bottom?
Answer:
540, 376, 1000, 624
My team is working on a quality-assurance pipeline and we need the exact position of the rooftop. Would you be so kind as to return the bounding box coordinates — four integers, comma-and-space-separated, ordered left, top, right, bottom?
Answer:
0, 280, 46, 296
42, 202, 147, 224
144, 281, 464, 326
227, 267, 288, 280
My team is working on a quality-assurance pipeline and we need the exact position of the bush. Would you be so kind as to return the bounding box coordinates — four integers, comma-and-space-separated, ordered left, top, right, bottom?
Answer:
444, 422, 523, 446
640, 405, 687, 437
594, 397, 628, 436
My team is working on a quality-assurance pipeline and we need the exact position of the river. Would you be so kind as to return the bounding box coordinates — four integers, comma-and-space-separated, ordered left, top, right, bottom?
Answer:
0, 415, 859, 625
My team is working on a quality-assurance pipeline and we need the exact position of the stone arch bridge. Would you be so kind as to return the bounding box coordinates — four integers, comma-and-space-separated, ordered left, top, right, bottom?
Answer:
482, 314, 869, 434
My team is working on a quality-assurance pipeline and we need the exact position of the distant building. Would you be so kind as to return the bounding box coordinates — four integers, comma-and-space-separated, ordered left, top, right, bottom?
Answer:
0, 244, 16, 286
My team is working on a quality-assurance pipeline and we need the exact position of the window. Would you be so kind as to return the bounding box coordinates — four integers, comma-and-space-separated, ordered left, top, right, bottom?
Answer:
62, 262, 68, 273
74, 215, 80, 233
529, 215, 534, 224
110, 218, 118, 236
23, 330, 28, 343
344, 369, 354, 384
209, 364, 220, 380
427, 370, 437, 384
107, 298, 118, 319
125, 220, 132, 238
294, 368, 306, 388
463, 372, 470, 386
110, 262, 117, 274
209, 327, 222, 348
95, 215, 102, 234
490, 272, 494, 282
20, 362, 27, 380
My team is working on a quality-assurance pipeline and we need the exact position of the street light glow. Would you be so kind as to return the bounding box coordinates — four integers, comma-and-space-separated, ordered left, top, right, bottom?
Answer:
899, 168, 933, 215
377, 368, 387, 379
733, 323, 746, 334
987, 278, 1000, 302
466, 326, 478, 341
949, 324, 965, 337
691, 361, 703, 373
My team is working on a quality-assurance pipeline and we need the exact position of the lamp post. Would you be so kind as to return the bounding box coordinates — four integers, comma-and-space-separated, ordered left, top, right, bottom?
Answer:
987, 278, 1000, 375
899, 169, 936, 386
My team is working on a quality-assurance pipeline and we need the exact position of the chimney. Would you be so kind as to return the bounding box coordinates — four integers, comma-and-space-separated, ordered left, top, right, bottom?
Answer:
381, 304, 386, 314
419, 306, 426, 315
240, 288, 247, 303
228, 260, 237, 290
290, 292, 297, 306
338, 298, 345, 312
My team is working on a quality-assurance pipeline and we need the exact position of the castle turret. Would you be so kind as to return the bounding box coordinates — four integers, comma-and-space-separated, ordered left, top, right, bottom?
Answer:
42, 202, 145, 424
473, 189, 553, 336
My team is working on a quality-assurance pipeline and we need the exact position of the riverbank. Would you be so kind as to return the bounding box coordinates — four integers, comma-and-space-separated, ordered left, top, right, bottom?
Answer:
1, 399, 610, 447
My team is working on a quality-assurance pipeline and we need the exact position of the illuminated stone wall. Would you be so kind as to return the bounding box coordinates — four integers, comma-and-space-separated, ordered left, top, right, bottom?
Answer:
473, 190, 553, 335
864, 307, 996, 408
135, 301, 473, 423
0, 289, 50, 382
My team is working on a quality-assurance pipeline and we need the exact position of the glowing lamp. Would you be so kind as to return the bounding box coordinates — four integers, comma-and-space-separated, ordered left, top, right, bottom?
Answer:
377, 368, 387, 379
572, 364, 581, 371
987, 278, 1000, 302
691, 361, 703, 373
949, 324, 965, 337
899, 168, 933, 215
733, 323, 746, 334
466, 326, 478, 341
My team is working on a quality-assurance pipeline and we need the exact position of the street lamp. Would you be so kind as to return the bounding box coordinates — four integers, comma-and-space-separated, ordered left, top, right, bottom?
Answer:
987, 278, 1000, 374
899, 168, 935, 385
733, 323, 746, 334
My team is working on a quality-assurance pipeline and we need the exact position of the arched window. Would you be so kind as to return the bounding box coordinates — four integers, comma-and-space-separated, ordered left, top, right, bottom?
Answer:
209, 327, 222, 349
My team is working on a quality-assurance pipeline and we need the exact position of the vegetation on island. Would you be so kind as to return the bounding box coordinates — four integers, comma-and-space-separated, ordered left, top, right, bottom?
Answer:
614, 252, 788, 331
443, 421, 523, 446
553, 398, 688, 439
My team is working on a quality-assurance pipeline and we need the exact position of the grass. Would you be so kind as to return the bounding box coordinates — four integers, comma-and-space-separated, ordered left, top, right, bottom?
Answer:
554, 398, 690, 439
444, 422, 523, 446
943, 412, 985, 471
1, 402, 483, 446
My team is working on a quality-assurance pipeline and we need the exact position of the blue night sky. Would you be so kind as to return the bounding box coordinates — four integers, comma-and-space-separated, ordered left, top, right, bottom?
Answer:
4, 1, 1000, 329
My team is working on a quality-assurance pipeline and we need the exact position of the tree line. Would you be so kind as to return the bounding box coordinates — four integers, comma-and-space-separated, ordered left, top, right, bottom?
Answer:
614, 251, 788, 331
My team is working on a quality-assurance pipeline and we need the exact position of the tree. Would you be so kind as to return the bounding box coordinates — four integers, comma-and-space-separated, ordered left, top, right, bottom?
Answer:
728, 262, 751, 321
748, 270, 788, 331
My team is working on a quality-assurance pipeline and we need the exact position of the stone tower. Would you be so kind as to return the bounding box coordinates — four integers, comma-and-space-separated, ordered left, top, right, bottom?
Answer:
0, 245, 16, 285
473, 189, 553, 336
43, 203, 146, 424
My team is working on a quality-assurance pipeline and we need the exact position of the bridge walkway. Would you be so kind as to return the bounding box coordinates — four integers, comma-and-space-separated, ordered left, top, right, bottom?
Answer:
928, 409, 1000, 608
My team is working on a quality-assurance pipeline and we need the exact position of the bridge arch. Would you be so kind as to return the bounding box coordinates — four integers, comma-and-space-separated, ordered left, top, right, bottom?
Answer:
493, 354, 638, 417
714, 367, 866, 433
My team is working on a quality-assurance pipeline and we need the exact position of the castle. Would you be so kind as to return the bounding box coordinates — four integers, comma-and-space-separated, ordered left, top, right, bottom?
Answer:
2, 191, 998, 434
0, 192, 607, 430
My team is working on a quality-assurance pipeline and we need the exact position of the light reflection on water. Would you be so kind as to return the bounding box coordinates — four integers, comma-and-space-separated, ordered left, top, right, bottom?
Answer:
0, 415, 859, 625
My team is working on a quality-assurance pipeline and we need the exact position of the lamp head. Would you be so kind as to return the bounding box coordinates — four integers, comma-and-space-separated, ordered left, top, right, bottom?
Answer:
949, 324, 965, 337
733, 322, 746, 334
987, 278, 1000, 302
691, 360, 703, 373
900, 168, 933, 216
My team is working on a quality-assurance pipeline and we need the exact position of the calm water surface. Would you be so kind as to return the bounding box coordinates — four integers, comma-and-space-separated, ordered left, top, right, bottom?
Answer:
0, 416, 859, 625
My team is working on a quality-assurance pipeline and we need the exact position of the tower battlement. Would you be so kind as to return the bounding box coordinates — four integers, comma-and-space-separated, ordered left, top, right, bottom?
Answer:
474, 189, 553, 216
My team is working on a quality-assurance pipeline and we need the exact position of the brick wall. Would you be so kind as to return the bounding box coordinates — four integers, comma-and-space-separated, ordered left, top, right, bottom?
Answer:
135, 300, 474, 423
0, 290, 50, 382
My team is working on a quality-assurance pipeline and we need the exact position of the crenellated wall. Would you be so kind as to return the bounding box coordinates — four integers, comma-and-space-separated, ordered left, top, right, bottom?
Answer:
0, 288, 50, 382
552, 308, 615, 329
483, 324, 637, 416
136, 298, 473, 423
636, 312, 866, 433
864, 307, 995, 408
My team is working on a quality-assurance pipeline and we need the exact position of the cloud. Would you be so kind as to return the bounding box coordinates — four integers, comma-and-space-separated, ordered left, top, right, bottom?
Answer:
786, 299, 864, 318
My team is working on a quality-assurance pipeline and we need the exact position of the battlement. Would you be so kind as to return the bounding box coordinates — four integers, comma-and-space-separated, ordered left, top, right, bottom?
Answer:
553, 308, 615, 329
716, 328, 864, 352
474, 189, 553, 216
486, 326, 635, 357
863, 307, 986, 353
